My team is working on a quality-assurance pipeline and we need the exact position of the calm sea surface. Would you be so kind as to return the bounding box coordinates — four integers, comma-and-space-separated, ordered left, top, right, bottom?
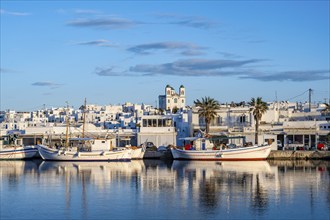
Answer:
0, 159, 329, 220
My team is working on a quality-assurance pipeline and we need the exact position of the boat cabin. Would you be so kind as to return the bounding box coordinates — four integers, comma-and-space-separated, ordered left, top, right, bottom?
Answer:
0, 134, 23, 149
69, 138, 115, 152
182, 136, 248, 151
182, 137, 214, 150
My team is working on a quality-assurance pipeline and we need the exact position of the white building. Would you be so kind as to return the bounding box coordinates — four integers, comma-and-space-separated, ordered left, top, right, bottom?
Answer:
137, 115, 177, 147
159, 85, 186, 112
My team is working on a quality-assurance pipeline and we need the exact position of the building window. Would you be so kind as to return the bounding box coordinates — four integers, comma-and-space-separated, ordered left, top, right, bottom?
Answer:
217, 116, 222, 125
239, 115, 246, 123
182, 99, 184, 103
174, 98, 177, 103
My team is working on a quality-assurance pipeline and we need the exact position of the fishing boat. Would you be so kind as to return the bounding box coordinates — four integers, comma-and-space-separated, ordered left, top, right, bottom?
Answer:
0, 134, 38, 160
171, 136, 271, 161
37, 100, 131, 161
129, 146, 145, 159
38, 138, 131, 161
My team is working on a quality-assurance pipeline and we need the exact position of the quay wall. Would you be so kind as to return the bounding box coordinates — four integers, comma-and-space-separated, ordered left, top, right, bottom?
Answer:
268, 150, 330, 160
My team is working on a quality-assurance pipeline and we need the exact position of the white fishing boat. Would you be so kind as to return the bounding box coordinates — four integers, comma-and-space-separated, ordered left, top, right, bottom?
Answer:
38, 138, 131, 161
171, 136, 271, 161
0, 135, 38, 160
129, 146, 145, 159
0, 146, 38, 160
37, 99, 131, 161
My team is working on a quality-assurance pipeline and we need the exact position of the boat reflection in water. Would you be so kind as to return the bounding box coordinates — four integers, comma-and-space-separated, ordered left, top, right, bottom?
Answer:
0, 160, 329, 219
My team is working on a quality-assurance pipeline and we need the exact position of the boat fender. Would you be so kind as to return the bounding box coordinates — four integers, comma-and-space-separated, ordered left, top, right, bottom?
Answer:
63, 151, 67, 155
78, 152, 81, 157
58, 151, 62, 156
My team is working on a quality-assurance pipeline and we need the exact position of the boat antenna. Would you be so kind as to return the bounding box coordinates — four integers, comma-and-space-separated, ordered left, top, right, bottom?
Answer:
65, 101, 70, 149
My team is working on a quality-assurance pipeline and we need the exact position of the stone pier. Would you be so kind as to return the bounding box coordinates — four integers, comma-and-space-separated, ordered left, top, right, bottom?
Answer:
268, 150, 330, 160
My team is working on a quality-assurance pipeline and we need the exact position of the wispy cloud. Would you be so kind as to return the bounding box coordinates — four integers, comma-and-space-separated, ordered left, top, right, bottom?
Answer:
241, 70, 330, 82
127, 42, 206, 56
0, 9, 30, 16
218, 52, 242, 59
31, 81, 63, 89
94, 67, 130, 76
170, 18, 215, 29
95, 58, 328, 82
73, 39, 117, 47
67, 17, 137, 29
0, 68, 17, 74
154, 13, 216, 29
129, 58, 263, 76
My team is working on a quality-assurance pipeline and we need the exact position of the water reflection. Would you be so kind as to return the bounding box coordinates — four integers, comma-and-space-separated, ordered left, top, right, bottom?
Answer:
171, 161, 275, 215
0, 159, 329, 219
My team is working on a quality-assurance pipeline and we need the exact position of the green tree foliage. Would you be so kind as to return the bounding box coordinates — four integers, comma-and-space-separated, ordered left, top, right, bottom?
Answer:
194, 96, 220, 135
249, 97, 268, 145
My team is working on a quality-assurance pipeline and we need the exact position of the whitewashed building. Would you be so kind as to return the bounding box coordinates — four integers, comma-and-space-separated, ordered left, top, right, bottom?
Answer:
159, 85, 186, 112
137, 115, 177, 147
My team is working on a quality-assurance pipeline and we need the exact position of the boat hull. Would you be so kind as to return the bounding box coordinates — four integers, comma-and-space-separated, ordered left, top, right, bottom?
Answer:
37, 145, 131, 161
171, 145, 271, 161
131, 148, 145, 159
0, 146, 38, 160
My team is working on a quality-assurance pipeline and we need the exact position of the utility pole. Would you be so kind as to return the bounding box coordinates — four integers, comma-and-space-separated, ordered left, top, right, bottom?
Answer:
308, 88, 312, 112
65, 101, 69, 148
82, 98, 86, 139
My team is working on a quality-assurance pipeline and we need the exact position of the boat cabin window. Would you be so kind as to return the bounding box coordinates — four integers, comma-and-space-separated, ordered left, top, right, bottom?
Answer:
165, 119, 172, 127
264, 139, 275, 144
158, 119, 164, 127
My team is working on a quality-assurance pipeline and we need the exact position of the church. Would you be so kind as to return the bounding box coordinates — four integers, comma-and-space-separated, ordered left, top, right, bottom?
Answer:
158, 85, 186, 112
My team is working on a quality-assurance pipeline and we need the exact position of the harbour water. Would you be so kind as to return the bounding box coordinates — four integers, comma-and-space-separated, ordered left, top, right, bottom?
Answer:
1, 159, 329, 220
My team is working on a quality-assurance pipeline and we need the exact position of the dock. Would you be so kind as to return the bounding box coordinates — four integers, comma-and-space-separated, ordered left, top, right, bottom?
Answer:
268, 150, 330, 160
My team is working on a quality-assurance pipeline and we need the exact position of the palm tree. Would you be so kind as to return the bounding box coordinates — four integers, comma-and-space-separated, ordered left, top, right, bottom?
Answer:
194, 96, 220, 135
248, 97, 268, 145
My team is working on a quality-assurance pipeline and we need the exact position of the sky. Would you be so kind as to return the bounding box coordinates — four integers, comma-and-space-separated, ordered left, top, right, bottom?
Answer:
1, 0, 329, 111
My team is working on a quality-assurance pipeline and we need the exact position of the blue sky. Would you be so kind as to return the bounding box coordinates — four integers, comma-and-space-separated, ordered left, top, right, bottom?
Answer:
1, 1, 329, 111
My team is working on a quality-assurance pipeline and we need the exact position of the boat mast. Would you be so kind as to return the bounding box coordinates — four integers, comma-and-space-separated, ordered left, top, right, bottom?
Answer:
65, 101, 70, 149
82, 98, 86, 139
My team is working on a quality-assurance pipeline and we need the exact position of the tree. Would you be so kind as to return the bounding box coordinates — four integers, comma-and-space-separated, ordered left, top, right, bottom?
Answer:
249, 97, 268, 145
194, 96, 220, 135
